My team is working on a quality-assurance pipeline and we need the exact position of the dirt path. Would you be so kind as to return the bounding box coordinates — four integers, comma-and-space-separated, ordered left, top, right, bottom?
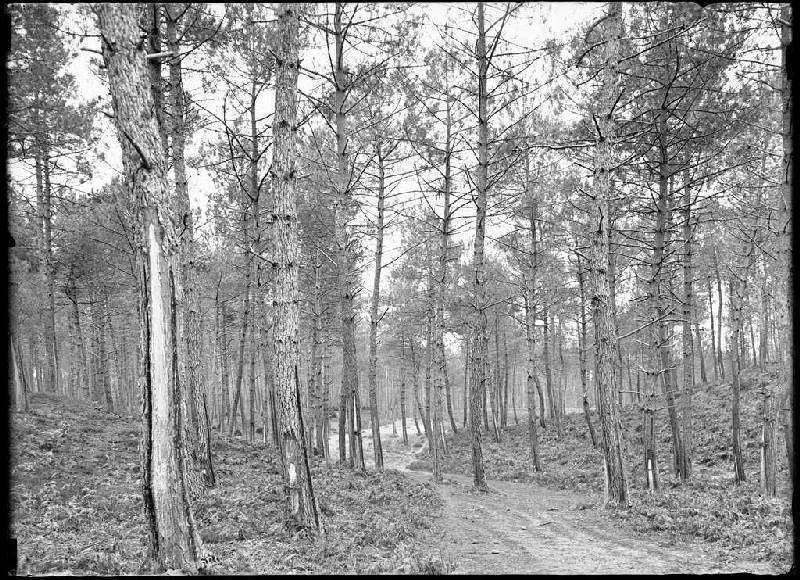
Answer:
348, 421, 779, 575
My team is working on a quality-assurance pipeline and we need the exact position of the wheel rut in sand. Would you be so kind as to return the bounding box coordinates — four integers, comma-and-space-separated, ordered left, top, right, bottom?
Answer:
352, 423, 780, 575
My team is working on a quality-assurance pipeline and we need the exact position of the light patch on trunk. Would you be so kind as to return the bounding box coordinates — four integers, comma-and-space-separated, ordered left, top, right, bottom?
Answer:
288, 462, 297, 484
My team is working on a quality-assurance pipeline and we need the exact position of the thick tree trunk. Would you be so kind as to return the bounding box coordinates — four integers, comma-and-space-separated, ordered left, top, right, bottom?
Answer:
586, 1, 629, 507
270, 4, 322, 528
99, 4, 202, 570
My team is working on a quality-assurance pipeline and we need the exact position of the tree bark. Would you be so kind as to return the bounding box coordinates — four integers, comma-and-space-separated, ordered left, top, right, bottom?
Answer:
729, 277, 747, 483
367, 147, 386, 470
399, 335, 409, 445
270, 3, 322, 528
468, 1, 489, 491
681, 166, 695, 474
586, 1, 629, 507
779, 2, 794, 480
166, 4, 214, 489
332, 1, 362, 470
99, 4, 202, 569
714, 247, 725, 380
707, 274, 719, 382
576, 254, 598, 448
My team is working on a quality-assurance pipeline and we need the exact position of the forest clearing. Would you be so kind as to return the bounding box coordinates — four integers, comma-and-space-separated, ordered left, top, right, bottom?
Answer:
6, 1, 796, 575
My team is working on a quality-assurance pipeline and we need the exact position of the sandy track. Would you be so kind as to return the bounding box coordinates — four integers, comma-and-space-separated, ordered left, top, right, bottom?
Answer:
348, 421, 779, 575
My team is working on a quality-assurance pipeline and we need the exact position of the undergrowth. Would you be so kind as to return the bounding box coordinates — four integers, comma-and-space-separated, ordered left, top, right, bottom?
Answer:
10, 393, 447, 575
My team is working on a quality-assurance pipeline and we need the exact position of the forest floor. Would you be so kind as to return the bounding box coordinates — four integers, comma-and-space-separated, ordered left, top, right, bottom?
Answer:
11, 366, 793, 575
396, 366, 792, 573
9, 393, 449, 575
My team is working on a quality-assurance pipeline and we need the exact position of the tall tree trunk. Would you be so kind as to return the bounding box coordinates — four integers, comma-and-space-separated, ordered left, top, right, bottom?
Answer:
400, 335, 409, 446
367, 147, 386, 470
586, 1, 629, 507
99, 4, 202, 569
35, 134, 58, 395
311, 260, 325, 455
681, 166, 696, 475
463, 335, 470, 429
217, 288, 231, 432
714, 247, 725, 380
65, 274, 90, 400
653, 168, 689, 481
166, 5, 214, 488
270, 3, 322, 528
90, 290, 111, 410
729, 277, 747, 483
468, 1, 489, 491
543, 307, 562, 437
523, 235, 543, 471
502, 326, 510, 429
332, 1, 362, 470
707, 274, 719, 382
576, 255, 598, 448
229, 265, 253, 437
10, 332, 30, 413
779, 2, 793, 479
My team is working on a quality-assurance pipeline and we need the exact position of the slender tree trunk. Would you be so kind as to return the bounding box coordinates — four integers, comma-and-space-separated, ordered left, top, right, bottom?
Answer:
463, 335, 470, 429
229, 266, 253, 438
576, 255, 598, 448
332, 1, 362, 470
217, 292, 231, 432
311, 261, 325, 455
707, 274, 719, 382
10, 332, 29, 413
66, 274, 90, 400
367, 147, 386, 471
400, 336, 409, 446
524, 259, 542, 471
166, 5, 214, 488
35, 135, 58, 395
99, 4, 202, 569
653, 169, 689, 481
714, 247, 725, 380
779, 3, 793, 476
681, 166, 695, 475
729, 277, 747, 483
